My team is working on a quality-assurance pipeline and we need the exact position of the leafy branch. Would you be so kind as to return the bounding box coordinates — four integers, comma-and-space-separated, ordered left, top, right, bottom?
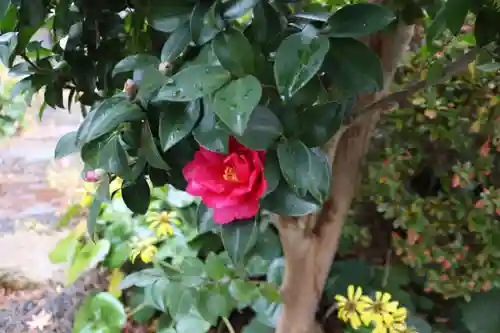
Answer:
352, 47, 482, 120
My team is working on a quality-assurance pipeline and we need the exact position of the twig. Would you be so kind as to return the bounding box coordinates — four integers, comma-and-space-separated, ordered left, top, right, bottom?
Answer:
222, 316, 236, 333
382, 249, 392, 288
351, 48, 482, 120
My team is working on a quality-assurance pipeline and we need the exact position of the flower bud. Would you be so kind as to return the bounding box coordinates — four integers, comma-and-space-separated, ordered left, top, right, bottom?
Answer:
83, 169, 106, 182
159, 61, 172, 76
123, 79, 137, 99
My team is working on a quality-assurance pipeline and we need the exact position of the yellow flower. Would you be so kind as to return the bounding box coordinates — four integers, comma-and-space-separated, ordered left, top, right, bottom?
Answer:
335, 285, 368, 329
360, 291, 401, 326
147, 211, 181, 237
130, 237, 158, 263
389, 322, 417, 333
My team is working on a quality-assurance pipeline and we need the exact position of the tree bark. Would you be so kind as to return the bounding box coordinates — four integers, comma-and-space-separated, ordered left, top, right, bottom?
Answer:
275, 14, 415, 333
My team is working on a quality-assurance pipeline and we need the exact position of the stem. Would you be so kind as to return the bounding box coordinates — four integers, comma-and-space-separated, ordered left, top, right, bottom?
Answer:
222, 317, 236, 333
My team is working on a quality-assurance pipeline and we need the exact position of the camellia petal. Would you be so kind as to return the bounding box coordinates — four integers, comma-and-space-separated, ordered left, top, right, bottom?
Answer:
183, 136, 267, 224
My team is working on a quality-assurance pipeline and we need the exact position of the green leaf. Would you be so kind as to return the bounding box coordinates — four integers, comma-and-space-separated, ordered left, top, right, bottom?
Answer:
229, 279, 259, 304
175, 310, 211, 333
460, 290, 500, 333
476, 62, 500, 72
153, 65, 231, 102
297, 102, 344, 147
223, 0, 260, 20
135, 66, 167, 107
0, 32, 17, 66
213, 75, 262, 136
147, 1, 193, 33
308, 148, 331, 203
444, 0, 471, 35
325, 38, 383, 94
198, 290, 231, 324
0, 0, 10, 21
326, 3, 395, 37
474, 9, 500, 47
97, 135, 133, 179
75, 96, 144, 146
140, 121, 170, 170
67, 240, 111, 284
220, 218, 259, 267
261, 182, 321, 216
212, 28, 255, 77
159, 100, 200, 151
161, 21, 191, 63
54, 131, 78, 159
205, 253, 229, 280
49, 233, 79, 264
190, 1, 221, 45
121, 176, 151, 214
166, 283, 198, 320
197, 202, 219, 234
180, 257, 206, 287
193, 99, 230, 153
234, 106, 282, 150
112, 54, 160, 77
120, 268, 167, 289
263, 150, 280, 196
266, 258, 285, 286
73, 292, 126, 333
145, 279, 169, 311
87, 198, 101, 239
277, 140, 330, 201
274, 32, 329, 99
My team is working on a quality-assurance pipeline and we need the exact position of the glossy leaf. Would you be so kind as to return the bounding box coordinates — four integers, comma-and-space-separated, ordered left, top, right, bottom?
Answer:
220, 218, 259, 266
274, 32, 329, 99
213, 75, 262, 136
0, 0, 10, 20
153, 65, 231, 102
166, 283, 198, 320
325, 38, 383, 94
121, 176, 151, 214
298, 102, 344, 147
261, 182, 321, 216
140, 121, 170, 170
263, 150, 280, 196
147, 2, 193, 33
161, 21, 191, 63
460, 290, 500, 333
277, 140, 311, 197
212, 28, 255, 76
326, 3, 395, 37
234, 106, 282, 150
76, 97, 144, 146
193, 99, 229, 153
159, 100, 201, 151
54, 131, 78, 159
112, 55, 160, 77
223, 0, 260, 20
197, 202, 219, 234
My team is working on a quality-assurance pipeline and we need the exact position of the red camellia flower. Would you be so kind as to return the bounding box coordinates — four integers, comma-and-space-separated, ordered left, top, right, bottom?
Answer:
183, 137, 267, 224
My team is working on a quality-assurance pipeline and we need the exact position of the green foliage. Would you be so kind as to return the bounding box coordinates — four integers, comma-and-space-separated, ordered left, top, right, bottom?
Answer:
4, 0, 500, 332
0, 69, 26, 138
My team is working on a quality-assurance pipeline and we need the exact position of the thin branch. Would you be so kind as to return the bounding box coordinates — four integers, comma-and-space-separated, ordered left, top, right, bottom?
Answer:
351, 48, 482, 120
222, 317, 236, 333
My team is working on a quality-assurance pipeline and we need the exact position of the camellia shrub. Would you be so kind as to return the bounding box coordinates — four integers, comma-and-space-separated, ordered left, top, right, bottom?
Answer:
3, 0, 500, 332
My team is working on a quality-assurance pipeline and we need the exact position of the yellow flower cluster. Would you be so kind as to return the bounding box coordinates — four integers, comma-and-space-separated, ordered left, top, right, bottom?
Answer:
129, 210, 182, 264
335, 285, 416, 333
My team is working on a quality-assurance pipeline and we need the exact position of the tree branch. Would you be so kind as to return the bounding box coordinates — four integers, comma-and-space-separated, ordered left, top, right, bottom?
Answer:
351, 48, 482, 120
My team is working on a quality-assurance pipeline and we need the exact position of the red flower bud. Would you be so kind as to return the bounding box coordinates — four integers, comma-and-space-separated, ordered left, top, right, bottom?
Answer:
424, 287, 432, 293
451, 174, 460, 188
83, 169, 106, 182
482, 280, 491, 292
475, 200, 484, 209
455, 253, 464, 260
480, 137, 491, 157
468, 281, 475, 289
439, 274, 449, 280
123, 79, 137, 99
442, 260, 451, 269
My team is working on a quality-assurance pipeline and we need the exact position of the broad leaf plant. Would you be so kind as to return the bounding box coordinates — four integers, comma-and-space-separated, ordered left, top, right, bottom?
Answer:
2, 0, 500, 332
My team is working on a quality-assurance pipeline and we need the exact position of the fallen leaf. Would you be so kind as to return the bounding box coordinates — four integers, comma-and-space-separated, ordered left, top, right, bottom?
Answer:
26, 309, 52, 331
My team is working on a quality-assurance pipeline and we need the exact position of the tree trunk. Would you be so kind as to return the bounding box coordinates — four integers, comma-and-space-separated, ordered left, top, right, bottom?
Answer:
275, 14, 415, 333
